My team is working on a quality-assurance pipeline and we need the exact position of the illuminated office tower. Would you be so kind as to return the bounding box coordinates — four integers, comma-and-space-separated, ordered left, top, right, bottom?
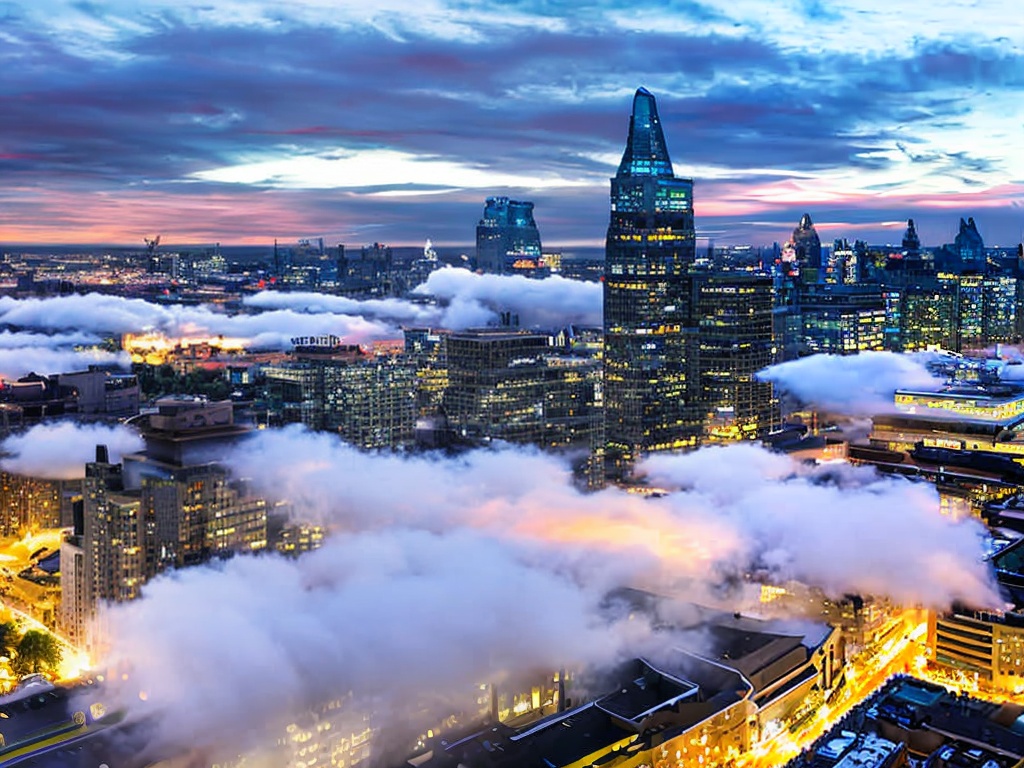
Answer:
444, 329, 601, 449
475, 197, 543, 274
697, 274, 779, 443
263, 340, 418, 450
603, 87, 700, 476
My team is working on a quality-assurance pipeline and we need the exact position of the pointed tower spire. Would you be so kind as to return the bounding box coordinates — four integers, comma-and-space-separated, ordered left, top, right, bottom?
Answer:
902, 218, 920, 252
616, 87, 674, 178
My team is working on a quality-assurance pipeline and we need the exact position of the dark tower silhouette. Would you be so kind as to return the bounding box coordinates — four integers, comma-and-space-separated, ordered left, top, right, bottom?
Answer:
954, 216, 985, 271
902, 218, 921, 255
603, 88, 700, 477
792, 213, 822, 280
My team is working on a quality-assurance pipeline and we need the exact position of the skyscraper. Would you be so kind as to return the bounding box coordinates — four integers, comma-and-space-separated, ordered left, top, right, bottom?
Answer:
603, 87, 700, 476
792, 213, 822, 281
953, 216, 985, 271
696, 274, 779, 443
475, 197, 543, 274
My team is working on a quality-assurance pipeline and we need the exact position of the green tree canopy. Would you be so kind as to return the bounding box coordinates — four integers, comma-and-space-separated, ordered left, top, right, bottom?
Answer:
12, 629, 62, 676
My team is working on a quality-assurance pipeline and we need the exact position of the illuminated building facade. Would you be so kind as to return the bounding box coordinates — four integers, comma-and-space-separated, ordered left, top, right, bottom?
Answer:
475, 197, 543, 274
444, 329, 602, 450
696, 273, 779, 443
0, 472, 75, 535
930, 608, 1024, 694
603, 87, 700, 475
403, 327, 450, 418
337, 242, 395, 298
868, 384, 1024, 460
894, 284, 957, 351
264, 343, 418, 450
67, 447, 146, 649
797, 285, 886, 355
928, 537, 1024, 695
123, 398, 267, 570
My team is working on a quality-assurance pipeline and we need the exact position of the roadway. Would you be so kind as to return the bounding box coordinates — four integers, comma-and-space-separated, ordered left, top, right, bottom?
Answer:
739, 620, 927, 768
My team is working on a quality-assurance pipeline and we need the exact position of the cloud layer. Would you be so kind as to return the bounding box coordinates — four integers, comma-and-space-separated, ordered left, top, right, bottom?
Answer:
0, 421, 144, 479
758, 351, 945, 415
87, 425, 996, 760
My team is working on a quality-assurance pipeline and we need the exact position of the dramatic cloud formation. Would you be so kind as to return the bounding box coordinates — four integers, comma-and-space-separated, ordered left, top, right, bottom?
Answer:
759, 351, 945, 415
0, 421, 144, 479
417, 267, 603, 328
103, 529, 645, 760
0, 347, 130, 380
227, 427, 995, 608
0, 293, 395, 349
94, 428, 997, 760
245, 267, 602, 330
2, 1, 1023, 246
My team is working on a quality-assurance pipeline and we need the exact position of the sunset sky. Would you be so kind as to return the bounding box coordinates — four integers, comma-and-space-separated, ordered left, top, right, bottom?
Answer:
1, 0, 1022, 248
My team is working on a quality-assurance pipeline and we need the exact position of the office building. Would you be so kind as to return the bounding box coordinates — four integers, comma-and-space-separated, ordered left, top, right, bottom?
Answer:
797, 284, 886, 355
403, 327, 450, 418
953, 217, 986, 271
792, 213, 823, 281
122, 397, 266, 571
337, 242, 394, 297
57, 369, 140, 417
444, 329, 602, 450
475, 197, 543, 274
696, 273, 779, 443
928, 537, 1024, 695
603, 87, 701, 475
264, 339, 417, 450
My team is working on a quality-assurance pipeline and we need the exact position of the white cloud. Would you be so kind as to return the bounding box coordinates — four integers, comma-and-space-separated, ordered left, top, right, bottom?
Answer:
0, 422, 144, 480
93, 428, 997, 759
192, 148, 597, 191
759, 351, 944, 415
416, 266, 603, 328
0, 294, 396, 348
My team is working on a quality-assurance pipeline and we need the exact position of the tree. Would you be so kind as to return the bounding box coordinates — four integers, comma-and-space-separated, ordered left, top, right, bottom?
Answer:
11, 630, 62, 676
0, 621, 17, 659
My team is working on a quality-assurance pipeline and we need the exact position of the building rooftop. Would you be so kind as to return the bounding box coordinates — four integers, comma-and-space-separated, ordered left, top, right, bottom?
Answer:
594, 658, 698, 723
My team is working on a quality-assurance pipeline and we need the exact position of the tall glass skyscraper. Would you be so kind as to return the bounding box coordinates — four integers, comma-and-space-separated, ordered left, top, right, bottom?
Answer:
603, 87, 701, 475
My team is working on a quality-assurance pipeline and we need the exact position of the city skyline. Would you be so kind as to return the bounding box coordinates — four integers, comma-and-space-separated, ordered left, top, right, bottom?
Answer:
2, 0, 1023, 248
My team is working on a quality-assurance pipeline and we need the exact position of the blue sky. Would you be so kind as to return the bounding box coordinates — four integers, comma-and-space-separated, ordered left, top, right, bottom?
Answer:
1, 0, 1022, 248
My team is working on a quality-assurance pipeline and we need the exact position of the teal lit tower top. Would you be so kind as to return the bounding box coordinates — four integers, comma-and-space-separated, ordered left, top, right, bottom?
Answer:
616, 87, 675, 178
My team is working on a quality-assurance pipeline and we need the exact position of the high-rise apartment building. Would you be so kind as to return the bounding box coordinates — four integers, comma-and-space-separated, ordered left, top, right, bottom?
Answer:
59, 447, 145, 651
475, 197, 543, 274
603, 87, 700, 475
123, 397, 266, 571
